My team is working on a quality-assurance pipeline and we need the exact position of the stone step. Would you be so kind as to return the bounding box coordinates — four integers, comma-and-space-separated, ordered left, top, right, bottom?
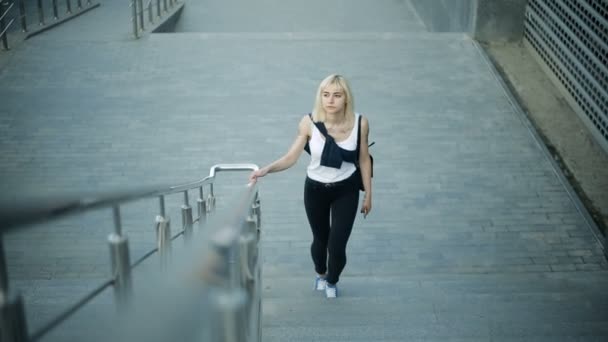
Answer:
175, 0, 426, 33
262, 275, 608, 341
148, 31, 469, 41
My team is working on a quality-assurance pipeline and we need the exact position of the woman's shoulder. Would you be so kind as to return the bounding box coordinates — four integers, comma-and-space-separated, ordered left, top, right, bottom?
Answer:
299, 113, 314, 124
355, 112, 369, 122
356, 113, 370, 132
298, 114, 313, 136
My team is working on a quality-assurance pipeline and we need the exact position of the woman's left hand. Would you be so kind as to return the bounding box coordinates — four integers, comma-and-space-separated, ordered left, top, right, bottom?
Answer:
360, 194, 372, 218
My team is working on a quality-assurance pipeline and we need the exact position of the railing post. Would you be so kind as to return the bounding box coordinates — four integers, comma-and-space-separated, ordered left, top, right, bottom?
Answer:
210, 288, 246, 342
52, 0, 58, 20
181, 191, 193, 241
108, 206, 132, 308
36, 0, 44, 25
250, 193, 261, 233
155, 196, 171, 269
163, 0, 167, 12
0, 1, 8, 50
207, 224, 246, 342
197, 186, 207, 227
137, 0, 144, 30
241, 212, 261, 342
207, 183, 216, 212
156, 0, 160, 18
131, 0, 138, 38
18, 0, 27, 32
77, 0, 82, 10
148, 0, 153, 25
0, 235, 29, 342
252, 193, 263, 342
65, 0, 72, 14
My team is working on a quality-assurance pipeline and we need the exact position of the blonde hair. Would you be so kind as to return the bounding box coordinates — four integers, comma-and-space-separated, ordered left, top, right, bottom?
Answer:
312, 74, 355, 122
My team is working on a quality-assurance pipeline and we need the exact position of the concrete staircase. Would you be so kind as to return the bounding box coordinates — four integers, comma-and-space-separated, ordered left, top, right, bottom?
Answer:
1, 0, 607, 341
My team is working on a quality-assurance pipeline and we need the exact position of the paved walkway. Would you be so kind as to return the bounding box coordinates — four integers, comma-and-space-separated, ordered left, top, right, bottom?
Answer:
1, 0, 607, 341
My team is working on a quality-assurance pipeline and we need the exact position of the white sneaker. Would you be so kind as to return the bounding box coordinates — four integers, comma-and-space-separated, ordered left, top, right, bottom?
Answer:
314, 275, 327, 291
325, 283, 338, 298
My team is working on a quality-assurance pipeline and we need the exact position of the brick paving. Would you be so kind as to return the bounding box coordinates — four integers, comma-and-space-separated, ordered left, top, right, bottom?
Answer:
0, 0, 607, 341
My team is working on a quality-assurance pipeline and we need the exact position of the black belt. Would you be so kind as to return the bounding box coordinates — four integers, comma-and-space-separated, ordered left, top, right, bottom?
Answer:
306, 172, 357, 188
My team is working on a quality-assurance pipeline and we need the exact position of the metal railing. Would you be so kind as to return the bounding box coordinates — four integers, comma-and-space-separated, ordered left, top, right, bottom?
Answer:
130, 0, 180, 39
33, 0, 94, 27
0, 0, 16, 50
0, 0, 99, 50
0, 163, 262, 342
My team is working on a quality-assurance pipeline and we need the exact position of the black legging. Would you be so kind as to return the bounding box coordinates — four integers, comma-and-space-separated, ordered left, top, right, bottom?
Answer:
303, 172, 359, 285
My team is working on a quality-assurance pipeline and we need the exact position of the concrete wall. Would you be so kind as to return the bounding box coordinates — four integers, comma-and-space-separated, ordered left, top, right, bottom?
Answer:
410, 0, 528, 42
410, 0, 476, 33
473, 0, 528, 43
152, 3, 185, 33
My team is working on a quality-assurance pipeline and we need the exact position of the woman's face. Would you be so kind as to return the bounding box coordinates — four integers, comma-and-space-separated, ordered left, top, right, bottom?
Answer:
321, 83, 346, 115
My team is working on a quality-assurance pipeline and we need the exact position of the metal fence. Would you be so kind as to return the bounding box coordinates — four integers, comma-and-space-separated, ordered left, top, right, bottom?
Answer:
130, 0, 181, 39
0, 164, 262, 342
524, 0, 608, 153
0, 0, 99, 50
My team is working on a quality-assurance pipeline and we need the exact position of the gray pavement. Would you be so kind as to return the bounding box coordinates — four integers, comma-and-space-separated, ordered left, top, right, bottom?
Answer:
1, 0, 607, 341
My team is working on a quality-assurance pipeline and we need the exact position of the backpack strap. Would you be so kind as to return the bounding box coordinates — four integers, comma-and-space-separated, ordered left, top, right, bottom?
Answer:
309, 113, 329, 137
305, 113, 329, 154
356, 114, 362, 164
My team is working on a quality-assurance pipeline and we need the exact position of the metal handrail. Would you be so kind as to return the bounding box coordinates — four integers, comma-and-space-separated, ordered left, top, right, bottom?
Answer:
0, 163, 262, 342
0, 163, 256, 233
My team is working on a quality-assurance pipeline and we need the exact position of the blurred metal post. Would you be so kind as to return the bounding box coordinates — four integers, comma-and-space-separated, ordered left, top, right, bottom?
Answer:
156, 196, 171, 269
0, 1, 8, 50
0, 293, 29, 342
108, 234, 132, 306
182, 191, 193, 241
36, 0, 44, 25
155, 216, 171, 269
18, 0, 26, 32
108, 206, 132, 307
207, 183, 216, 212
163, 0, 167, 12
147, 0, 153, 25
52, 0, 58, 20
156, 0, 160, 17
137, 0, 144, 30
0, 236, 29, 342
240, 216, 260, 342
197, 186, 207, 227
210, 289, 246, 342
65, 0, 72, 14
207, 194, 216, 213
252, 185, 262, 342
76, 0, 82, 9
0, 235, 8, 299
131, 0, 138, 38
250, 194, 261, 232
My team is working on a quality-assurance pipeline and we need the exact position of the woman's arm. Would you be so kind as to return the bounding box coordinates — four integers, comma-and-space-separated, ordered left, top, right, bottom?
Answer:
249, 115, 310, 183
358, 116, 372, 216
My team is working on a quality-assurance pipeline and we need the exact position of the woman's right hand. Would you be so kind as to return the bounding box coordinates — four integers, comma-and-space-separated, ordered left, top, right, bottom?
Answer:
248, 168, 268, 184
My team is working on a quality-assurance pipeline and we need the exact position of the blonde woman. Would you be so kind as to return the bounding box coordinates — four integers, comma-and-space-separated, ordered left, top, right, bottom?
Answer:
249, 74, 373, 298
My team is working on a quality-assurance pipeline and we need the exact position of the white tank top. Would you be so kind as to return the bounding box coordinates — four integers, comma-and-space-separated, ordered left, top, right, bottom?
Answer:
306, 113, 359, 183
